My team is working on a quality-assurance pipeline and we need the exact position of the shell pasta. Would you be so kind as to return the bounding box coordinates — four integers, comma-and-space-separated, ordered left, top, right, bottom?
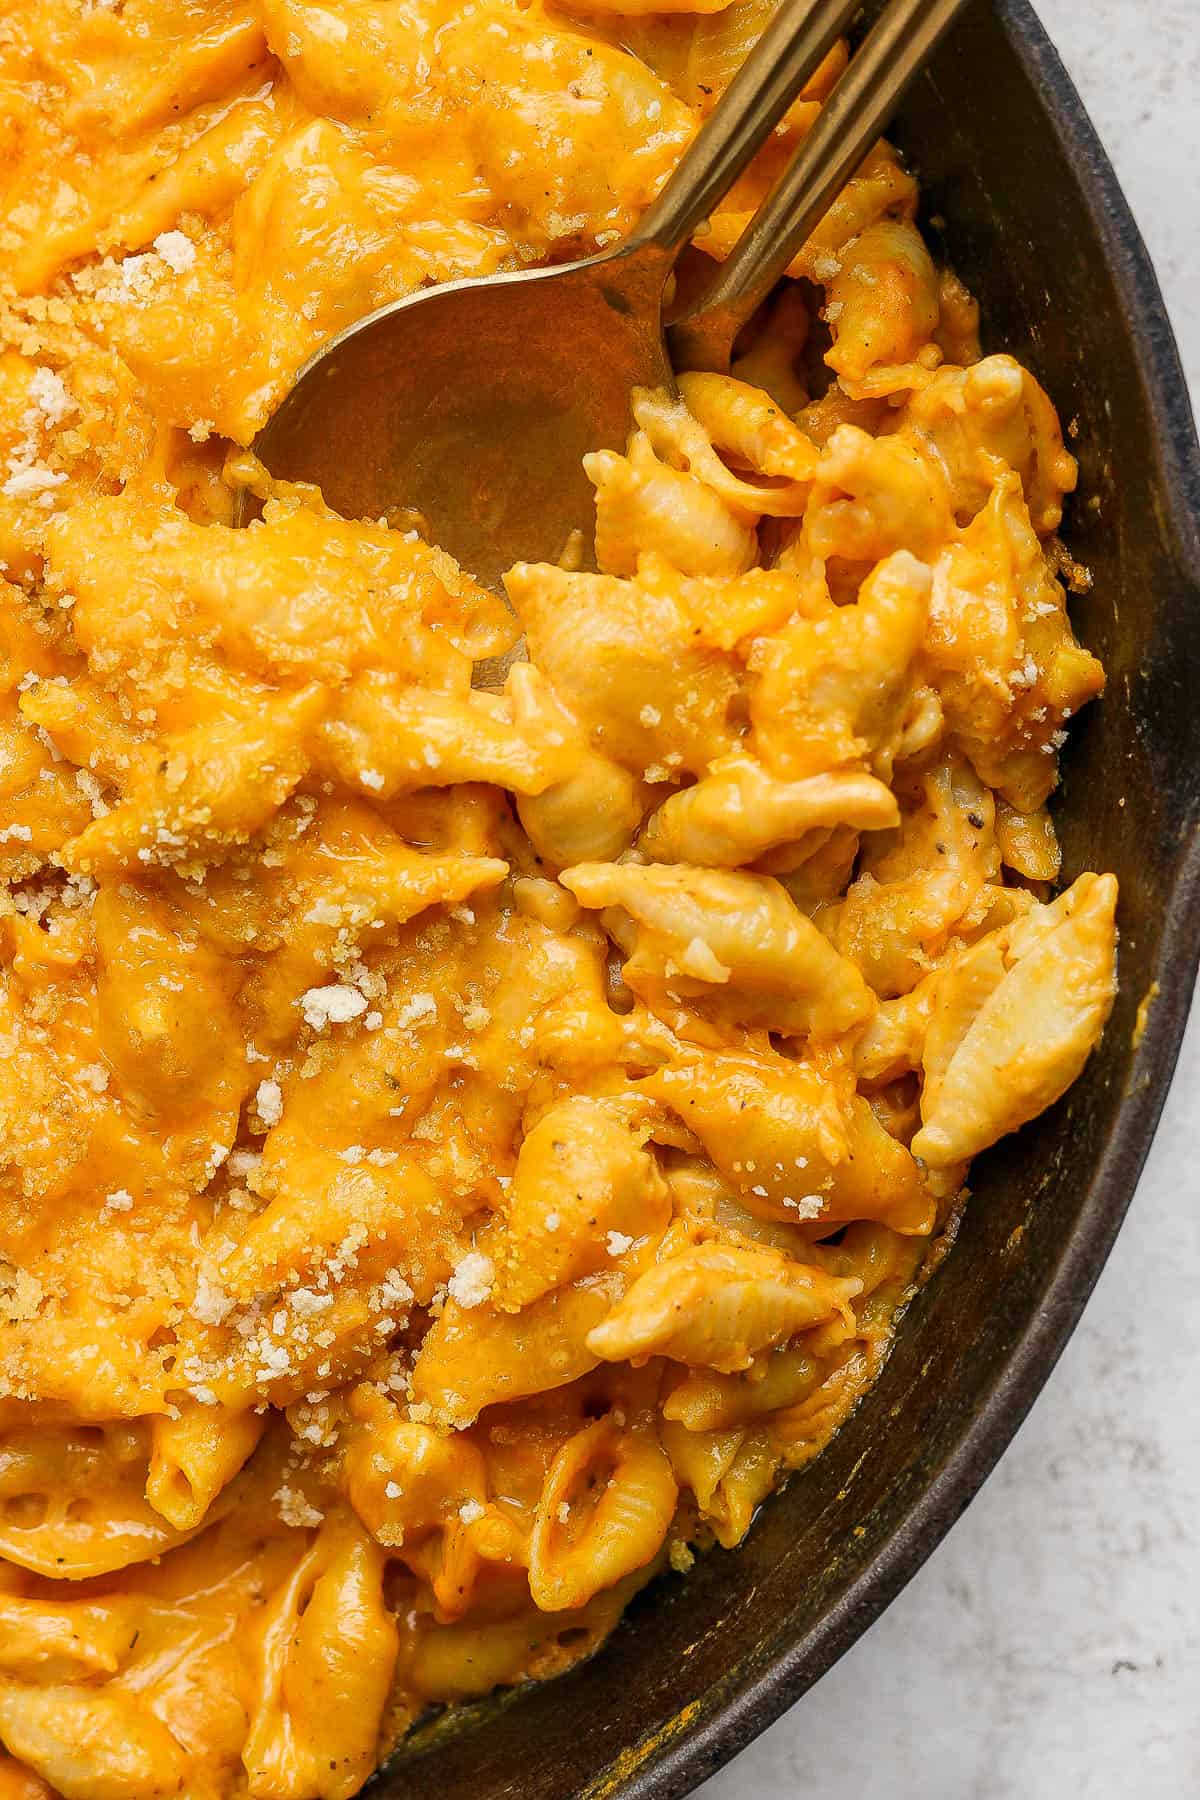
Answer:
0, 0, 1116, 1794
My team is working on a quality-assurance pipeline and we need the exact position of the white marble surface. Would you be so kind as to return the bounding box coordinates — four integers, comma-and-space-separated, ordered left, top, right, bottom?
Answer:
705, 4, 1200, 1795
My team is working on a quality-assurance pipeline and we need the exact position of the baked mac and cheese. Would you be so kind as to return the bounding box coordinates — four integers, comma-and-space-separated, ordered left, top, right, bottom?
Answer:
0, 0, 1116, 1794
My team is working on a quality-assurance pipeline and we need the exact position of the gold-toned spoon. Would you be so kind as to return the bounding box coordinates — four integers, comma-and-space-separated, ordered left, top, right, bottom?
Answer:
248, 0, 970, 592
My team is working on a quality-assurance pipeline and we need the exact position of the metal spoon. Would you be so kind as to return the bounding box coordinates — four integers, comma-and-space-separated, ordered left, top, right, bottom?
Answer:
248, 0, 970, 592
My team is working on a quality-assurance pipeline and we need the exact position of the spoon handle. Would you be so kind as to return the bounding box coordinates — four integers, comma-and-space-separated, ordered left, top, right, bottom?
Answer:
668, 0, 976, 371
628, 0, 864, 264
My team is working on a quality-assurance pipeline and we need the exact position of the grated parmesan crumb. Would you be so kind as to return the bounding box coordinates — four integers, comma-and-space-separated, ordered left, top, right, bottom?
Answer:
275, 1484, 324, 1529
303, 898, 342, 926
153, 229, 196, 273
290, 1287, 334, 1317
29, 367, 76, 426
300, 983, 368, 1030
394, 992, 437, 1029
192, 1270, 233, 1326
255, 1078, 283, 1127
378, 1270, 414, 1309
447, 1251, 495, 1309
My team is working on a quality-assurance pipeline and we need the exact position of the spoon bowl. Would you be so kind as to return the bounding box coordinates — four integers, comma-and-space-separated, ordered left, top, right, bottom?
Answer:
251, 246, 673, 592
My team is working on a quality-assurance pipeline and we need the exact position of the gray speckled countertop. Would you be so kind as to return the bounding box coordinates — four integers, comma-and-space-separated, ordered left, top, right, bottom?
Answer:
705, 4, 1200, 1794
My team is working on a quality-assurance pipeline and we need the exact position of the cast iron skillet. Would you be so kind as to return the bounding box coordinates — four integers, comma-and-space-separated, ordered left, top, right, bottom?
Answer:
372, 0, 1200, 1791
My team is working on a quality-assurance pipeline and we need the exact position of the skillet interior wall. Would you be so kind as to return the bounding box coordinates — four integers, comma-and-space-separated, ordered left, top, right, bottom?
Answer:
371, 1, 1200, 1794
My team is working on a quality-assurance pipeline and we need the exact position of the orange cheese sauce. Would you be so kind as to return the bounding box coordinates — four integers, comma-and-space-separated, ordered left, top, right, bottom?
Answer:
0, 1, 1117, 1795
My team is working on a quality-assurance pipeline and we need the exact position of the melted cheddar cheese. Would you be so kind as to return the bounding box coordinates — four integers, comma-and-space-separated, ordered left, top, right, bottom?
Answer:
0, 1, 1117, 1795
